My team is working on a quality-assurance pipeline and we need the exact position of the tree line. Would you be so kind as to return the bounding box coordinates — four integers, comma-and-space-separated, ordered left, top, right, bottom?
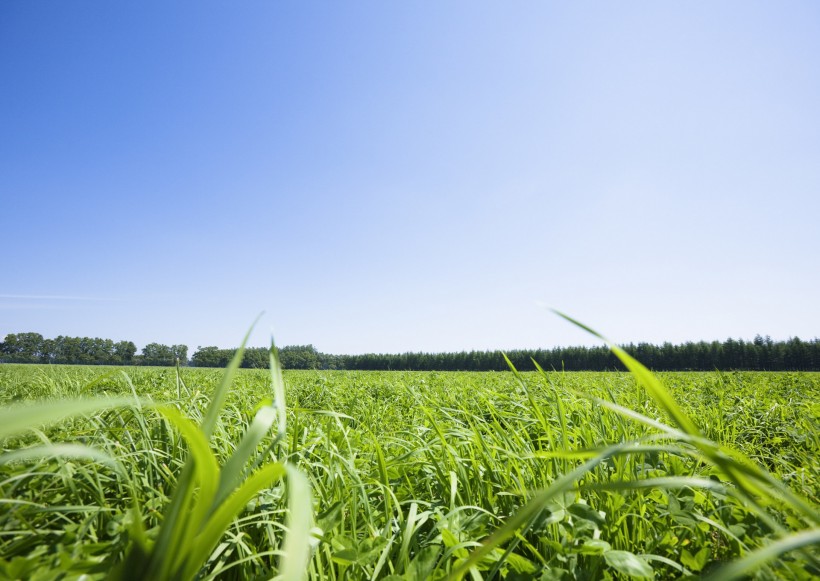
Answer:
0, 333, 187, 366
2, 332, 818, 371
331, 335, 820, 372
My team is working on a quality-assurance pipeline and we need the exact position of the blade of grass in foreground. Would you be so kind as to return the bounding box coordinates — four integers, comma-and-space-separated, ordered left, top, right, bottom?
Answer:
137, 321, 260, 579
0, 443, 127, 476
552, 310, 702, 436
552, 311, 820, 566
214, 404, 277, 509
134, 324, 312, 581
278, 465, 314, 581
200, 314, 262, 439
703, 529, 820, 581
447, 445, 625, 580
0, 396, 143, 440
184, 462, 288, 580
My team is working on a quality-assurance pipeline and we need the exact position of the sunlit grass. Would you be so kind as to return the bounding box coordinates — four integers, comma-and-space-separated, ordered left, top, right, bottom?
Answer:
0, 321, 818, 579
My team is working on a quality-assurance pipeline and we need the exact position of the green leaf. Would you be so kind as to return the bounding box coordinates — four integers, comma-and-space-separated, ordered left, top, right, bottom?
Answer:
504, 552, 537, 574
579, 539, 611, 555
155, 406, 219, 536
270, 339, 287, 441
407, 545, 441, 579
552, 310, 700, 436
702, 529, 820, 581
681, 547, 710, 572
567, 503, 605, 527
604, 550, 654, 578
151, 405, 221, 578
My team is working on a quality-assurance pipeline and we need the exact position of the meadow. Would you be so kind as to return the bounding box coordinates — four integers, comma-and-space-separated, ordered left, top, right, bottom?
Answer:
0, 352, 818, 579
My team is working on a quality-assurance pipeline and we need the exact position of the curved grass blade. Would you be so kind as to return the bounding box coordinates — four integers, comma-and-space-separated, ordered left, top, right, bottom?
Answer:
214, 405, 276, 509
447, 443, 635, 581
186, 462, 288, 579
552, 310, 702, 436
156, 406, 220, 526
577, 476, 727, 494
552, 311, 820, 527
200, 314, 262, 440
702, 529, 820, 581
0, 443, 127, 476
0, 396, 142, 439
153, 406, 221, 577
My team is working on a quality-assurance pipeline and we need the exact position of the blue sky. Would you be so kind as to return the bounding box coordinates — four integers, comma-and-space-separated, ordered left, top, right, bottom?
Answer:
1, 2, 818, 354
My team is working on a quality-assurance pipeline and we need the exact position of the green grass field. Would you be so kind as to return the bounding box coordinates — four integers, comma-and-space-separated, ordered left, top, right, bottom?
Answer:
1, 358, 818, 579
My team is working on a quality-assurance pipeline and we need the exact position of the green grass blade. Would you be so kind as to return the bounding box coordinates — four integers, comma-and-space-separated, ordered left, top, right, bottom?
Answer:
187, 462, 287, 579
0, 443, 126, 476
577, 476, 727, 494
702, 529, 820, 581
447, 446, 624, 580
156, 405, 220, 524
270, 339, 287, 442
0, 396, 141, 439
555, 311, 820, 527
279, 464, 314, 581
200, 315, 262, 440
552, 310, 702, 436
151, 406, 220, 578
213, 405, 276, 509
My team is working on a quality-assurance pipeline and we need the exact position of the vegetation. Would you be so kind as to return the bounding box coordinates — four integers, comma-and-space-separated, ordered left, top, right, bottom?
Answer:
335, 335, 820, 372
0, 333, 187, 367
0, 330, 818, 579
4, 332, 819, 370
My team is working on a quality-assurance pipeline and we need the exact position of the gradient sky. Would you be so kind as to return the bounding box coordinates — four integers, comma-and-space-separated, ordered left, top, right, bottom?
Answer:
2, 2, 818, 354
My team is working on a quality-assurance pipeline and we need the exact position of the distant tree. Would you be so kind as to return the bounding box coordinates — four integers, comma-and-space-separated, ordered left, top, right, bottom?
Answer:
1, 333, 44, 363
241, 348, 268, 369
40, 338, 56, 364
279, 345, 320, 369
171, 344, 188, 366
191, 346, 233, 368
114, 340, 138, 364
142, 343, 176, 366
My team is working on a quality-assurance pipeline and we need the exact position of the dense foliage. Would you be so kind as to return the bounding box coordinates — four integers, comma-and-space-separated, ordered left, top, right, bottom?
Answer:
0, 333, 186, 366
191, 344, 332, 370
1, 363, 818, 579
199, 337, 818, 371
338, 335, 820, 371
3, 333, 819, 370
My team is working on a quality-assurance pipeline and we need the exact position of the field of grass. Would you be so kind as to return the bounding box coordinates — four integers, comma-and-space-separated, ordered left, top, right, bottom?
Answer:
1, 354, 818, 579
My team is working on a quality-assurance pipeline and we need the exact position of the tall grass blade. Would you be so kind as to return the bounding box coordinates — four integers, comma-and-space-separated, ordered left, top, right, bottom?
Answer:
279, 465, 314, 581
214, 404, 277, 509
0, 397, 141, 439
200, 314, 262, 440
703, 529, 820, 581
186, 462, 288, 579
0, 443, 126, 475
270, 339, 287, 442
448, 446, 628, 580
552, 310, 701, 436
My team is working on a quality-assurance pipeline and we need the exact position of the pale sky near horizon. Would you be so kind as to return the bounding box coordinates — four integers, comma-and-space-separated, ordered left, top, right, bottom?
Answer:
1, 2, 818, 354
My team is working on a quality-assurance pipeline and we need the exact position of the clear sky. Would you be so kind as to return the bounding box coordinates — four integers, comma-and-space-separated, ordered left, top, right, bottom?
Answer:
1, 2, 818, 354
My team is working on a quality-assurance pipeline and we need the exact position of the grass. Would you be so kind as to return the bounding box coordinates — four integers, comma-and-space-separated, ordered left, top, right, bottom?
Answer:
0, 324, 818, 579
